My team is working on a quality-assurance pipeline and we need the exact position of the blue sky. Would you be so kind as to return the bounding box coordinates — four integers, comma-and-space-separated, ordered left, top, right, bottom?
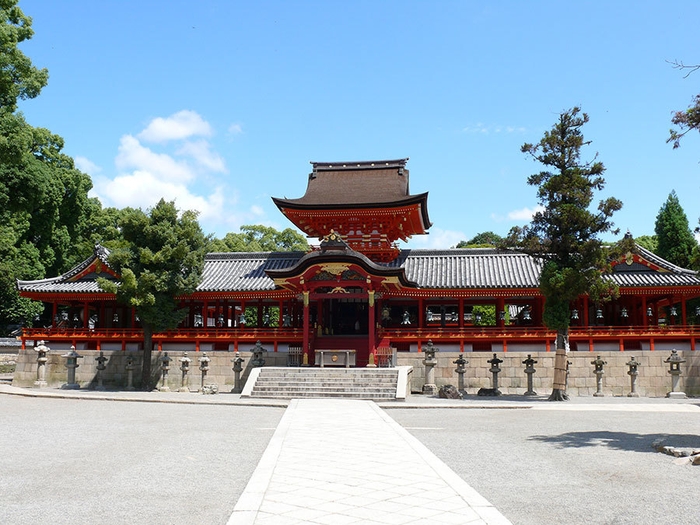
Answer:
18, 0, 700, 248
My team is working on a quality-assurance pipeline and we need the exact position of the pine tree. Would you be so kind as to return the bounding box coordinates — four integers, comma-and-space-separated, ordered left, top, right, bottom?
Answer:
654, 191, 697, 269
508, 107, 625, 401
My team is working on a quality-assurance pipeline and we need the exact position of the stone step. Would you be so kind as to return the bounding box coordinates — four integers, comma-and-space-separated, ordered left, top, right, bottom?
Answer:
250, 391, 397, 399
253, 384, 396, 392
248, 367, 402, 400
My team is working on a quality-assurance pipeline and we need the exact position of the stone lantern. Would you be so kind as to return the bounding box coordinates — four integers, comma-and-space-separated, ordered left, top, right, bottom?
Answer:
179, 352, 191, 392
665, 350, 686, 399
591, 355, 606, 397
422, 340, 439, 395
159, 352, 172, 392
626, 356, 640, 397
251, 340, 267, 367
231, 351, 245, 393
61, 346, 83, 390
453, 353, 468, 395
94, 351, 108, 391
33, 341, 50, 388
198, 352, 210, 392
522, 354, 537, 396
487, 353, 503, 395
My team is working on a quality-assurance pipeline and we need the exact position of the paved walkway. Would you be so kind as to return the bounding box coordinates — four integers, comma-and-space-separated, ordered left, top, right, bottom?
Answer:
227, 398, 511, 525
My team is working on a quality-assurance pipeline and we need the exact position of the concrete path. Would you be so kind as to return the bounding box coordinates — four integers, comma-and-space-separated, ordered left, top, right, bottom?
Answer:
227, 398, 512, 525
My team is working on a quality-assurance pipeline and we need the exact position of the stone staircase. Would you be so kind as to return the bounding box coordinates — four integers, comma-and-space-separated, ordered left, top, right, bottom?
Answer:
242, 367, 408, 400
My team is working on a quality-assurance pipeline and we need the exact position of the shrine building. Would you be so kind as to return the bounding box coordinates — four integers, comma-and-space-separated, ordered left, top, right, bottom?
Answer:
13, 159, 700, 395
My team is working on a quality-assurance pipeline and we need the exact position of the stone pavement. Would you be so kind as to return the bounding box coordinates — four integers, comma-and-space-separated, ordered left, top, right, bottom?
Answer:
2, 383, 699, 525
227, 398, 511, 525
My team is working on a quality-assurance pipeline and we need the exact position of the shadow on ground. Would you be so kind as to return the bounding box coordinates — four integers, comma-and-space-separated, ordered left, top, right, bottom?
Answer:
529, 431, 700, 453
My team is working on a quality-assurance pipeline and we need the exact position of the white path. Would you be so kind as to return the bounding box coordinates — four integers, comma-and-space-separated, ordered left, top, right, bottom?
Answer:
227, 398, 512, 525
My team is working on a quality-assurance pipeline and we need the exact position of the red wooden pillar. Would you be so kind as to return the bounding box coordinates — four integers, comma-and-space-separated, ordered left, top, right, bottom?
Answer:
302, 291, 310, 363
642, 296, 648, 327
681, 296, 687, 325
368, 290, 376, 366
496, 298, 505, 328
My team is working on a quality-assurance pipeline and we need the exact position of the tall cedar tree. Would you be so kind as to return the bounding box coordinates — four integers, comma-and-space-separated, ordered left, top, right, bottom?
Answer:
507, 107, 625, 401
654, 191, 697, 269
97, 200, 207, 389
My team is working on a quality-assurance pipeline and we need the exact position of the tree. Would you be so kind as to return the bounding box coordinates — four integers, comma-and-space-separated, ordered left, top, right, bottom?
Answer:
507, 107, 625, 401
98, 200, 207, 389
0, 1, 101, 333
654, 191, 697, 268
210, 224, 308, 252
667, 60, 700, 149
0, 0, 48, 113
455, 231, 503, 248
634, 235, 658, 253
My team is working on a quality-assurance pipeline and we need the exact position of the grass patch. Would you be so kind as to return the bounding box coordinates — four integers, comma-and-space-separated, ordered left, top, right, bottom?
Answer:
0, 363, 16, 373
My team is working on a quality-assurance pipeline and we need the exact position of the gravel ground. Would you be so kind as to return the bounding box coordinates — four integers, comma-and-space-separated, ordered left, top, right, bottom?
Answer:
387, 405, 700, 525
0, 396, 284, 525
2, 392, 699, 525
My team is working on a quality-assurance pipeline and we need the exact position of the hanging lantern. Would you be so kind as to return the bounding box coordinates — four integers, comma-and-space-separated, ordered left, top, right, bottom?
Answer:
647, 307, 653, 317
596, 309, 604, 320
621, 307, 628, 318
571, 309, 579, 320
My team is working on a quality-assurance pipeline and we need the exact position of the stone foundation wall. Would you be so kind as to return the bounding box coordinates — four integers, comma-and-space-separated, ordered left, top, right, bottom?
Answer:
11, 345, 700, 397
12, 348, 289, 391
397, 351, 700, 397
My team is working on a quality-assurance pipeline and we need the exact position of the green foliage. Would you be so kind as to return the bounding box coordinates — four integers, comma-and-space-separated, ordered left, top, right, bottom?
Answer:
455, 231, 503, 248
634, 234, 658, 253
507, 107, 623, 331
0, 2, 102, 334
654, 191, 697, 268
210, 224, 308, 252
0, 0, 48, 112
98, 200, 207, 389
668, 93, 700, 149
472, 304, 495, 326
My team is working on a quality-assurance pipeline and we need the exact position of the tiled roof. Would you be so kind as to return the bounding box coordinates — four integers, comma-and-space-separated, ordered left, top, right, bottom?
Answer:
273, 159, 422, 207
19, 245, 700, 295
389, 249, 542, 289
16, 245, 116, 295
198, 252, 305, 292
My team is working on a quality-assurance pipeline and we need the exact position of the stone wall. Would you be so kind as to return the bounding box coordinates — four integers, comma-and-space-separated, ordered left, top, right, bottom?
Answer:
397, 350, 700, 397
12, 347, 289, 391
11, 344, 700, 397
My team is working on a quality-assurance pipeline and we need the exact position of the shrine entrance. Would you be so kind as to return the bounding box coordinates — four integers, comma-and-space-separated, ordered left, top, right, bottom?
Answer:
313, 295, 371, 366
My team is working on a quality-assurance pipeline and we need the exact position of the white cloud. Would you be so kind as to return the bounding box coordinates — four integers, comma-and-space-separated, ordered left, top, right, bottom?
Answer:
404, 227, 466, 250
75, 156, 101, 175
175, 139, 226, 172
116, 135, 194, 183
507, 205, 544, 221
137, 110, 213, 143
228, 123, 243, 135
462, 123, 526, 135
